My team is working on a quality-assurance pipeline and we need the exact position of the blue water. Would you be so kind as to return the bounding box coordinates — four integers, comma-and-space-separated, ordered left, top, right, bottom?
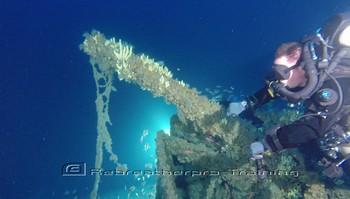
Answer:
1, 0, 349, 198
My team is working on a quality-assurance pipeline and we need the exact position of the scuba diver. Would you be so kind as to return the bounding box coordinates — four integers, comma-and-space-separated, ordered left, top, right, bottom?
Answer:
227, 12, 350, 179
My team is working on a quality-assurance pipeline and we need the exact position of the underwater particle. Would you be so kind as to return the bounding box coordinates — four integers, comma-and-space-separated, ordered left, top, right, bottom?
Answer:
140, 129, 149, 143
129, 186, 136, 192
144, 143, 150, 151
145, 163, 153, 169
143, 129, 148, 136
140, 136, 144, 144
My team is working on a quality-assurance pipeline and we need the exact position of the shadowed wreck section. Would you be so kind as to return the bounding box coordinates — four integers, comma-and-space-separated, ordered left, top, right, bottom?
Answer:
80, 30, 350, 199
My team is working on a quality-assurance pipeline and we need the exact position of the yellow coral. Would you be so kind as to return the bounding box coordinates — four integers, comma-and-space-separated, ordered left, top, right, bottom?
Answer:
81, 30, 222, 134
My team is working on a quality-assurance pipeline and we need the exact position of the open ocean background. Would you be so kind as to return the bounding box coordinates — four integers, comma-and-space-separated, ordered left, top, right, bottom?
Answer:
1, 0, 350, 198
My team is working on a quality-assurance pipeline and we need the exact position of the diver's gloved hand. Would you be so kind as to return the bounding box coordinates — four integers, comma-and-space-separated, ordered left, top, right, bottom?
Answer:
250, 141, 267, 179
250, 141, 265, 160
226, 101, 247, 116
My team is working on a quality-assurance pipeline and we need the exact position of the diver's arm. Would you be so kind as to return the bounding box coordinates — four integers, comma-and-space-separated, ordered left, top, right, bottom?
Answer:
245, 84, 276, 110
227, 85, 276, 116
249, 117, 320, 179
263, 117, 320, 152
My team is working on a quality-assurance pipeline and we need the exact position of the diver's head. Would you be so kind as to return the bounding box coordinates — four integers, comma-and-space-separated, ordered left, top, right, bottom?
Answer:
321, 12, 350, 49
274, 42, 302, 65
273, 42, 307, 88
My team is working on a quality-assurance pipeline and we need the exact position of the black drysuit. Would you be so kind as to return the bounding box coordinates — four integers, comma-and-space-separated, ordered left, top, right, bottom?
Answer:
242, 66, 350, 174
